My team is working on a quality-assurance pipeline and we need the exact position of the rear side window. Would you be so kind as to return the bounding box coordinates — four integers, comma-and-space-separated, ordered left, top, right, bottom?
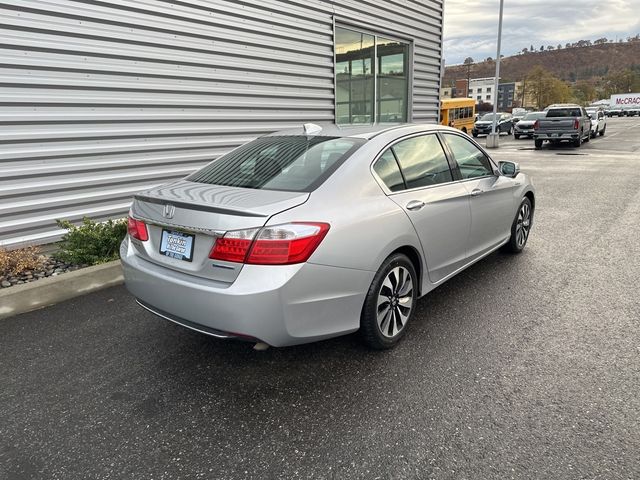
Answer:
391, 135, 453, 189
547, 108, 582, 117
442, 133, 494, 179
187, 136, 364, 192
373, 150, 405, 192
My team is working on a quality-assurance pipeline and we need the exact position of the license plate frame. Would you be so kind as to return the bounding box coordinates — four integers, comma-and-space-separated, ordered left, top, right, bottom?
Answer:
159, 229, 195, 262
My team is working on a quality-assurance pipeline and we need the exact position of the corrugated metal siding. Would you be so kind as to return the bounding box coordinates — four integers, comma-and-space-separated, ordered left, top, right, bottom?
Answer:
0, 0, 443, 247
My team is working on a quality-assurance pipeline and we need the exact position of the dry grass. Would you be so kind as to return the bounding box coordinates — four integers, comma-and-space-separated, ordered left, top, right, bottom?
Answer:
0, 246, 45, 277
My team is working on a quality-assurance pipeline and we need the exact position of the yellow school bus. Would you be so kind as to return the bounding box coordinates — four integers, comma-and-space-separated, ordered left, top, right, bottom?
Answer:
440, 98, 475, 134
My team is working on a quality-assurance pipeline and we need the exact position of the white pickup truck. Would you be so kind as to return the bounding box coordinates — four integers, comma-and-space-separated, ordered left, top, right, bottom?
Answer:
533, 104, 592, 149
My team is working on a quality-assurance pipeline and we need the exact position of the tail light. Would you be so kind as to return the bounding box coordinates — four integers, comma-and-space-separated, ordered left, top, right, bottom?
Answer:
573, 118, 580, 129
210, 223, 330, 265
127, 216, 149, 241
533, 120, 539, 130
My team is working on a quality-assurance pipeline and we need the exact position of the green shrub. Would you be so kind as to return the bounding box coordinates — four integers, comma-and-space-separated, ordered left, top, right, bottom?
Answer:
54, 217, 127, 266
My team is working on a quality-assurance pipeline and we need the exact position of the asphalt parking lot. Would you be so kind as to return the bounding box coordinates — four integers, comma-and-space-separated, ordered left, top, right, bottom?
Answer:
1, 117, 639, 480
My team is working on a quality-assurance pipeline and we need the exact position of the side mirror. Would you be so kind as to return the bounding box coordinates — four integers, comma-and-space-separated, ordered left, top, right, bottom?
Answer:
499, 161, 520, 178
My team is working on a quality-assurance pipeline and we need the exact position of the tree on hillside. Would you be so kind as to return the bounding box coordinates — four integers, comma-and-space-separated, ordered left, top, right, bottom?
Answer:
601, 69, 640, 96
526, 66, 571, 109
521, 47, 528, 54
594, 38, 608, 45
463, 57, 474, 65
557, 44, 562, 50
572, 80, 597, 105
530, 44, 534, 52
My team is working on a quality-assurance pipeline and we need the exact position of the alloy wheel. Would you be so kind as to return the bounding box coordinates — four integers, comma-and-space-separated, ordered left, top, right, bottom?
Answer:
515, 202, 531, 248
376, 266, 414, 338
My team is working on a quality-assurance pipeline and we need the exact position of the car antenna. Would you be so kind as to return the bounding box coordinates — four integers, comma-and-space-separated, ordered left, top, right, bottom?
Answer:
303, 123, 322, 136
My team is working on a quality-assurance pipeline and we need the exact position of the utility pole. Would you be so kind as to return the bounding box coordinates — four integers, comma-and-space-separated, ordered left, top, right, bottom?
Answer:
487, 0, 504, 148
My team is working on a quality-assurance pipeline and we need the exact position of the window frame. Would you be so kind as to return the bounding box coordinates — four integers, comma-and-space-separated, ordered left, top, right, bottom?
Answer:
439, 131, 498, 181
370, 130, 500, 195
370, 132, 459, 195
333, 20, 414, 125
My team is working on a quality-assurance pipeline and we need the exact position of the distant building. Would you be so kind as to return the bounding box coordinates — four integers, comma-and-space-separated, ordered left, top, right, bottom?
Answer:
497, 82, 517, 110
454, 79, 469, 98
468, 77, 497, 105
440, 86, 453, 99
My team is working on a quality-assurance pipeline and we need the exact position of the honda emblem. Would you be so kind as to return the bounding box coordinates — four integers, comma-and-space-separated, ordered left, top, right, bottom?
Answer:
162, 204, 176, 219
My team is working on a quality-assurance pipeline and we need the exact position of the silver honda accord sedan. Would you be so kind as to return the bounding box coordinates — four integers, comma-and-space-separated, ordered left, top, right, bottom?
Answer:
121, 123, 534, 349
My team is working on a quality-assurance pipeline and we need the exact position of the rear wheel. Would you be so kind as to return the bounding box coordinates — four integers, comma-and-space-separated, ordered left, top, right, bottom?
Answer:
361, 253, 417, 350
599, 126, 606, 136
573, 133, 582, 148
534, 138, 543, 149
514, 134, 520, 139
503, 197, 532, 254
591, 129, 597, 138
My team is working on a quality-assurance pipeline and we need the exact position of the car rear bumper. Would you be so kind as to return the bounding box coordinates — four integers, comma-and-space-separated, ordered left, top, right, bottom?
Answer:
534, 132, 579, 140
120, 238, 374, 346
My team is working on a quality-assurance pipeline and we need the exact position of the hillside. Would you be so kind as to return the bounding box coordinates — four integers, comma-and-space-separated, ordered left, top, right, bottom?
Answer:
443, 41, 640, 85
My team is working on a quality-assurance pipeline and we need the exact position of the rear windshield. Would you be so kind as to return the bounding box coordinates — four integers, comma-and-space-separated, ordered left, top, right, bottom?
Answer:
547, 108, 582, 117
523, 112, 546, 120
187, 136, 364, 192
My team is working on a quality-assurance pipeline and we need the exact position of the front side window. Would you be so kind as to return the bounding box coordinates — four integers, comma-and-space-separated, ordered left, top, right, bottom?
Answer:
442, 134, 494, 179
391, 135, 453, 189
188, 136, 364, 192
335, 26, 410, 125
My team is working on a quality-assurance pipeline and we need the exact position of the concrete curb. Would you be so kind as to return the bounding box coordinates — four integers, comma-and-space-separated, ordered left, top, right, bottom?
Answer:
0, 260, 123, 319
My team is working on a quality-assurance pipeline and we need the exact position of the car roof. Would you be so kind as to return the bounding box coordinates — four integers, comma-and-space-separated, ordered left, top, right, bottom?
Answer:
264, 123, 443, 140
546, 103, 582, 109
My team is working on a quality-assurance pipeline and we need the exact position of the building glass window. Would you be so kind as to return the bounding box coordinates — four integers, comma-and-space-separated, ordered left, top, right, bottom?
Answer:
335, 27, 409, 125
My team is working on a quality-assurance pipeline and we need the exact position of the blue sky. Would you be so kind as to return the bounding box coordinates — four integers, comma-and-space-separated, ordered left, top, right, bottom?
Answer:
443, 0, 640, 65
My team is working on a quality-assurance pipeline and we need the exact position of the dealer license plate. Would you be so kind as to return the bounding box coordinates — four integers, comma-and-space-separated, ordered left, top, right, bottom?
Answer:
159, 229, 195, 262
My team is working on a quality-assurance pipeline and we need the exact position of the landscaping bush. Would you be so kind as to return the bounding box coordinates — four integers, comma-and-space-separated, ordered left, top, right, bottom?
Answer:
54, 217, 127, 266
0, 246, 44, 277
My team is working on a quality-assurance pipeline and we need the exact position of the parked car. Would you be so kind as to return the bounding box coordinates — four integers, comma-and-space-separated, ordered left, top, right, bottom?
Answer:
511, 108, 527, 124
626, 107, 639, 117
472, 112, 514, 137
514, 111, 545, 139
585, 107, 607, 137
607, 107, 623, 117
121, 124, 535, 349
533, 104, 592, 149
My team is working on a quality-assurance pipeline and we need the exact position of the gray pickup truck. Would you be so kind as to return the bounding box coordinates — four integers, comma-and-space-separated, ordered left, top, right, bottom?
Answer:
533, 104, 592, 149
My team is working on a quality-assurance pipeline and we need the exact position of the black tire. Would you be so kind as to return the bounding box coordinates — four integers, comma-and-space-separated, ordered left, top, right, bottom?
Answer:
590, 129, 597, 139
534, 138, 543, 149
503, 197, 533, 254
584, 131, 590, 143
573, 133, 582, 148
472, 132, 478, 138
514, 134, 520, 139
599, 126, 606, 136
360, 253, 418, 350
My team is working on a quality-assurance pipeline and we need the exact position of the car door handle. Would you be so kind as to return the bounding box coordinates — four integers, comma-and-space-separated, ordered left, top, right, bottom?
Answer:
406, 200, 425, 211
470, 188, 484, 197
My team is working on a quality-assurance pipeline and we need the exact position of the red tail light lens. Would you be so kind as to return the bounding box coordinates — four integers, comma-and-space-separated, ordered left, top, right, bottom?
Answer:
533, 120, 539, 130
127, 216, 149, 241
573, 118, 580, 129
209, 223, 330, 265
209, 228, 258, 263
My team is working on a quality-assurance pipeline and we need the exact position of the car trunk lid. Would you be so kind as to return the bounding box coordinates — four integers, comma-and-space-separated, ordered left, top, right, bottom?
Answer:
130, 179, 309, 283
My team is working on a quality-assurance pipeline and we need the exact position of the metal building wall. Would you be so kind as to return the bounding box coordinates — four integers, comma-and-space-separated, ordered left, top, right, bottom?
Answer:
0, 0, 443, 247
